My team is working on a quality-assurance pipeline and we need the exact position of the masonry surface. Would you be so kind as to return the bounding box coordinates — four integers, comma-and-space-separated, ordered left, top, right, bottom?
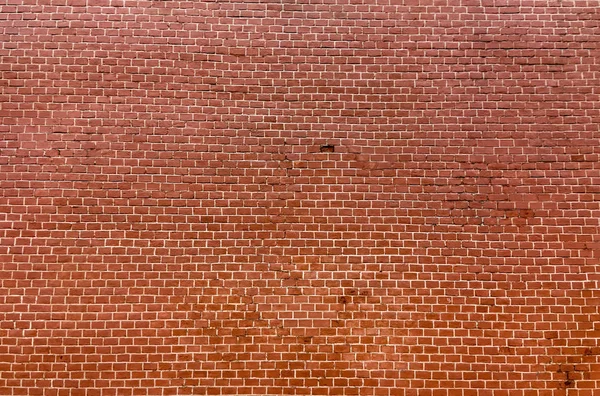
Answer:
1, 1, 600, 395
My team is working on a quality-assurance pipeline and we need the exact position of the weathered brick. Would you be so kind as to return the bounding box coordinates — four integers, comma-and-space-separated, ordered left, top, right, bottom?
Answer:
0, 0, 599, 395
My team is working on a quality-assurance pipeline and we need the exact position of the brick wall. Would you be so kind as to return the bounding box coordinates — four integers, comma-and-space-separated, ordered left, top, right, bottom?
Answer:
1, 1, 600, 395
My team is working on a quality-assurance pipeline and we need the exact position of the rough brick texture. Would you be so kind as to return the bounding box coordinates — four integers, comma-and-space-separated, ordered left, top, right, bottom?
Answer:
1, 1, 600, 395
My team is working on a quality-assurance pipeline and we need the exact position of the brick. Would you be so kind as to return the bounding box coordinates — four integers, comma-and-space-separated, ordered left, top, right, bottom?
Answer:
0, 0, 600, 395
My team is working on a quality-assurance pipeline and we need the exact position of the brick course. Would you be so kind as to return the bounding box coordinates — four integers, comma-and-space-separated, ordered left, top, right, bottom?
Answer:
1, 0, 600, 395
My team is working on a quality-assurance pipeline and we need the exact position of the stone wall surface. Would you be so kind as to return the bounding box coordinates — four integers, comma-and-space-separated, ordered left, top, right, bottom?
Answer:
1, 0, 600, 395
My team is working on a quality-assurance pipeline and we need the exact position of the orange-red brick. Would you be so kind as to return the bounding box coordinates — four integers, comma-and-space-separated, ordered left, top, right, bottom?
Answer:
1, 1, 600, 395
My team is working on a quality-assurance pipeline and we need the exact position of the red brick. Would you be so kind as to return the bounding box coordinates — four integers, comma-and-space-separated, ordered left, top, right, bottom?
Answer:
0, 0, 600, 395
